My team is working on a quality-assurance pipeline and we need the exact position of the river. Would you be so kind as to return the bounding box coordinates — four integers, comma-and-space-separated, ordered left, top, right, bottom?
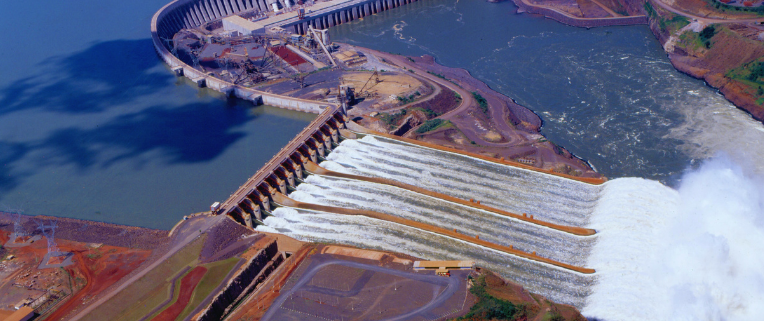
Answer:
329, 0, 764, 184
0, 0, 314, 229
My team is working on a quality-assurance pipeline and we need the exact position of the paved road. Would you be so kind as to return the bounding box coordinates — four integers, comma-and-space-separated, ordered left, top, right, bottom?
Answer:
261, 257, 463, 321
365, 49, 518, 147
69, 214, 226, 321
650, 0, 764, 24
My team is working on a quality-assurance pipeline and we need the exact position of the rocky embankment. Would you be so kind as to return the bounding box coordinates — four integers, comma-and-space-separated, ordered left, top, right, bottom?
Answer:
509, 0, 764, 121
511, 0, 648, 27
0, 212, 169, 249
643, 1, 764, 120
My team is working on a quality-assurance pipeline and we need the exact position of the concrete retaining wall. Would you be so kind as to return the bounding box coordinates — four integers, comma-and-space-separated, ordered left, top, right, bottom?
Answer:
151, 0, 335, 114
511, 0, 647, 28
196, 239, 280, 321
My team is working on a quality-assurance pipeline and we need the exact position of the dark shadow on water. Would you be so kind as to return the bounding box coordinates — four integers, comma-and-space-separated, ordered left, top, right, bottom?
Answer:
36, 101, 253, 170
0, 142, 31, 194
0, 99, 255, 193
0, 38, 173, 115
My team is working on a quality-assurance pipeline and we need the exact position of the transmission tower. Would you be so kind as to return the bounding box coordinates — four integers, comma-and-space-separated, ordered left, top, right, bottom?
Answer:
36, 220, 60, 254
12, 211, 26, 239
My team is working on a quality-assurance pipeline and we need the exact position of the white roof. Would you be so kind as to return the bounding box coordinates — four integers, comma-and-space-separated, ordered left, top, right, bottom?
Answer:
223, 15, 265, 31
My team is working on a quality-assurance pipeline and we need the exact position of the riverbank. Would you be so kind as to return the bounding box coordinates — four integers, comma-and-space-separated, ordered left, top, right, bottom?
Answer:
642, 0, 764, 121
511, 0, 648, 27
349, 46, 603, 178
510, 0, 764, 122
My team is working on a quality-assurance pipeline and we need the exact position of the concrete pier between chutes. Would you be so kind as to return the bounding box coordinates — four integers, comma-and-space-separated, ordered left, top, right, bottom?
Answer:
270, 192, 596, 274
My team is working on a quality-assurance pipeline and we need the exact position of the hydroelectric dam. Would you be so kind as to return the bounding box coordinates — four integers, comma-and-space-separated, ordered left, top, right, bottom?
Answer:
150, 0, 673, 312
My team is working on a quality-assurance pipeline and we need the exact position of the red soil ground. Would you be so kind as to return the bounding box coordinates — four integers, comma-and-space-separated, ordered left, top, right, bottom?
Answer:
33, 240, 152, 321
151, 266, 208, 321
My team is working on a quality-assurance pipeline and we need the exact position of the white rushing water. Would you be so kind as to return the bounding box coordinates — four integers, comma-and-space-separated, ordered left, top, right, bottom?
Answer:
322, 135, 602, 227
584, 156, 764, 321
292, 174, 595, 266
258, 135, 764, 318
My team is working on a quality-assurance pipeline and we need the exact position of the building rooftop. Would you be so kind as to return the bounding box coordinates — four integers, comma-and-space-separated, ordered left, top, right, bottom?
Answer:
413, 260, 475, 269
223, 15, 266, 32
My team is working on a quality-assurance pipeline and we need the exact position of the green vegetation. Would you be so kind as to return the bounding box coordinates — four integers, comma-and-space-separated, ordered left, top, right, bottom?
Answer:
643, 2, 657, 18
145, 267, 195, 320
416, 119, 453, 134
427, 71, 448, 80
396, 92, 421, 105
472, 92, 489, 115
177, 257, 242, 321
699, 25, 716, 48
726, 58, 764, 104
458, 275, 520, 320
380, 110, 408, 128
411, 107, 439, 119
80, 236, 206, 321
644, 2, 690, 33
746, 61, 764, 83
407, 57, 415, 62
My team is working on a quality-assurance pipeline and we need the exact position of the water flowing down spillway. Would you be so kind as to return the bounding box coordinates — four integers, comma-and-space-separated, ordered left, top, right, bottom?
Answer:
291, 174, 595, 267
257, 134, 604, 307
322, 135, 603, 227
257, 136, 764, 319
258, 207, 595, 307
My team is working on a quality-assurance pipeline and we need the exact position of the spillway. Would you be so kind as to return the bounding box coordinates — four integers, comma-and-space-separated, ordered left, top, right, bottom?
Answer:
253, 132, 764, 320
258, 207, 595, 307
291, 174, 595, 267
255, 133, 609, 307
321, 135, 602, 227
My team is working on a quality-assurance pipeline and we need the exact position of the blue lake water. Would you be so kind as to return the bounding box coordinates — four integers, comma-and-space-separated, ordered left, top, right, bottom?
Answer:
0, 0, 314, 229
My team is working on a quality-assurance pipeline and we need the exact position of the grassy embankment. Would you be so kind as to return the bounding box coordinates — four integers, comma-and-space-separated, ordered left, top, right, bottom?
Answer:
175, 257, 241, 320
80, 236, 207, 321
727, 59, 764, 106
454, 273, 585, 321
645, 1, 764, 109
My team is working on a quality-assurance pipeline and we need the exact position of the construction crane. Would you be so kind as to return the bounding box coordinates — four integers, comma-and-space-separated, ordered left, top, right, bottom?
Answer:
358, 68, 381, 96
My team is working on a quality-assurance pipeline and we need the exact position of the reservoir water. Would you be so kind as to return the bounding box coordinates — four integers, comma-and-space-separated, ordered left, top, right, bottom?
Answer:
0, 0, 314, 229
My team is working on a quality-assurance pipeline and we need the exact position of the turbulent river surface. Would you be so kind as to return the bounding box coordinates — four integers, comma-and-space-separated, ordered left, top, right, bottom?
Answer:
329, 0, 764, 184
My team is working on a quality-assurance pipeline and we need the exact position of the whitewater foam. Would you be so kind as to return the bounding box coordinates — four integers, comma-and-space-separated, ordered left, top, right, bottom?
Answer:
584, 157, 764, 321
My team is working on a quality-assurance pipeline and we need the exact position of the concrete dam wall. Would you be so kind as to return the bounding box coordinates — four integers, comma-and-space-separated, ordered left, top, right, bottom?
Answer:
151, 0, 427, 113
152, 0, 426, 40
151, 0, 340, 114
217, 106, 348, 226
